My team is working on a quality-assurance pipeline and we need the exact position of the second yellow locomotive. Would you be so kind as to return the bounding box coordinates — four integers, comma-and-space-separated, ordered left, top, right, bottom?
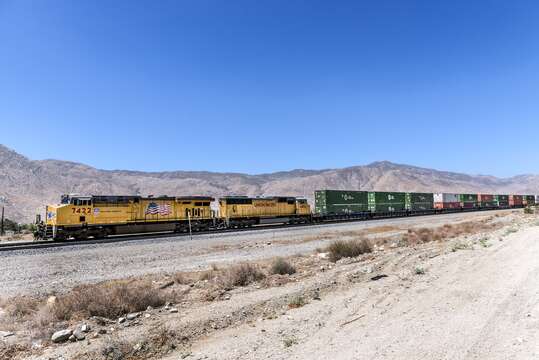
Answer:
219, 196, 311, 227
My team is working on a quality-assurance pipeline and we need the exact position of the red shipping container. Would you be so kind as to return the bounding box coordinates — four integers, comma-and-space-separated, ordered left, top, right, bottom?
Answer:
462, 202, 476, 209
509, 195, 523, 207
434, 202, 461, 209
477, 194, 494, 202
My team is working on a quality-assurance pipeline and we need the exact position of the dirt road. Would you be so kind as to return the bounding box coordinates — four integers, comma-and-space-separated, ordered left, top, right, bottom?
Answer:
177, 220, 539, 359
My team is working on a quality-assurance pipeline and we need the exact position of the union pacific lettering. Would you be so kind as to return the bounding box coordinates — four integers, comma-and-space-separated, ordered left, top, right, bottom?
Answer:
253, 201, 277, 207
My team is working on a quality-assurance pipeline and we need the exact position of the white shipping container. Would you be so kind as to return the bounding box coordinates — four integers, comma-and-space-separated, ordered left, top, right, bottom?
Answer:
434, 193, 460, 203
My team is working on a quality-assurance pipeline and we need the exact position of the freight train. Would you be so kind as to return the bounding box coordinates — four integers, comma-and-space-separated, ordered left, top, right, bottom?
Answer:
35, 190, 537, 241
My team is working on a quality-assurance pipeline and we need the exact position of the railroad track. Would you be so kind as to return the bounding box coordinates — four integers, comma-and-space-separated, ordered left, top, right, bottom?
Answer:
0, 221, 321, 252
0, 208, 517, 253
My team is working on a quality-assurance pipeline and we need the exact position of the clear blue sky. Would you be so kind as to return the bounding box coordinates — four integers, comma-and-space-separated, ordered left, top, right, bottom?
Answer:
1, 0, 538, 177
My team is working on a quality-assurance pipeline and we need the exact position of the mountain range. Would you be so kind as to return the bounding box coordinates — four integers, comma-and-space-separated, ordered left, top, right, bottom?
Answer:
0, 144, 538, 223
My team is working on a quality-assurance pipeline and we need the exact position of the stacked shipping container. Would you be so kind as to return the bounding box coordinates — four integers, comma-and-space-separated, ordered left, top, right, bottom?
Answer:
433, 193, 460, 209
368, 192, 406, 213
459, 194, 479, 208
478, 194, 496, 208
315, 190, 535, 216
509, 195, 523, 207
406, 193, 434, 211
494, 195, 509, 207
314, 190, 369, 215
523, 195, 536, 206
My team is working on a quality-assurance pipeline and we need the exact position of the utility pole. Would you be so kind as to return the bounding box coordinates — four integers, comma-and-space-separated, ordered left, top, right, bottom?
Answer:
188, 211, 192, 241
1, 206, 4, 236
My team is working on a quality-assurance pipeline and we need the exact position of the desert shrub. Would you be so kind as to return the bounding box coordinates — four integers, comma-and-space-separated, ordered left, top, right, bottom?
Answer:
451, 241, 470, 252
52, 279, 165, 320
270, 258, 296, 275
414, 266, 425, 275
198, 263, 221, 281
479, 237, 490, 248
288, 295, 306, 308
2, 296, 40, 319
220, 263, 265, 288
283, 337, 298, 347
199, 270, 219, 281
326, 238, 372, 262
524, 207, 534, 214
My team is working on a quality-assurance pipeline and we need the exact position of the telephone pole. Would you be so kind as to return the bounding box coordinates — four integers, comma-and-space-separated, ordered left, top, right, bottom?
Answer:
1, 206, 4, 236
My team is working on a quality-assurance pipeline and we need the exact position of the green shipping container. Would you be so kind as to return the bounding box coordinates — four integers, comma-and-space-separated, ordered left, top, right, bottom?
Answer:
368, 191, 406, 212
459, 194, 479, 208
405, 192, 434, 211
494, 195, 509, 207
314, 190, 369, 214
459, 194, 478, 202
525, 195, 536, 205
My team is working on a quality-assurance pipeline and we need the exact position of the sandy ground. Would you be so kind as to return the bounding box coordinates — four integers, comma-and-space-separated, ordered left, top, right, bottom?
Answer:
5, 209, 535, 360
0, 210, 509, 297
178, 220, 539, 360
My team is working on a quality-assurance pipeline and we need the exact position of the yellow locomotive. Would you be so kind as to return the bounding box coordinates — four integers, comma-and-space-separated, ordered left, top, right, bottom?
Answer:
36, 194, 312, 240
219, 196, 311, 227
37, 194, 214, 240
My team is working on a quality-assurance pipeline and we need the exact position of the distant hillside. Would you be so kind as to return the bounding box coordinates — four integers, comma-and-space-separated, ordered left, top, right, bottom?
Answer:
1, 144, 538, 222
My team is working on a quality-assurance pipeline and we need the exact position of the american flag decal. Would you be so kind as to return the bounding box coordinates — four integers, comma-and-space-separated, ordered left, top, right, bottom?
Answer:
145, 202, 172, 216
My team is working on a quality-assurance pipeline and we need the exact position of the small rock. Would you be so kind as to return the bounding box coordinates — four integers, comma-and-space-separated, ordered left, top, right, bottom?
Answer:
317, 252, 329, 259
80, 323, 91, 333
73, 327, 86, 341
69, 335, 76, 342
146, 306, 153, 311
118, 317, 126, 324
169, 308, 179, 313
0, 331, 15, 338
51, 329, 72, 343
91, 316, 114, 325
46, 296, 57, 307
98, 329, 107, 334
126, 313, 139, 321
159, 280, 175, 289
144, 313, 151, 318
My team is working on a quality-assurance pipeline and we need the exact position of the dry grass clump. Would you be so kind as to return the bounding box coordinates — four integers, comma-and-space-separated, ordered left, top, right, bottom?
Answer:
198, 263, 220, 282
288, 295, 306, 309
270, 257, 296, 275
326, 238, 372, 262
52, 279, 166, 320
402, 220, 500, 246
220, 263, 266, 288
1, 296, 41, 320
